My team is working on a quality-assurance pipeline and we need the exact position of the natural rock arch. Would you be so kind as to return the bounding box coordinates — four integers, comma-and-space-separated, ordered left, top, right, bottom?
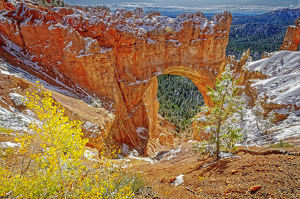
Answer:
141, 66, 217, 154
115, 64, 224, 154
0, 1, 231, 154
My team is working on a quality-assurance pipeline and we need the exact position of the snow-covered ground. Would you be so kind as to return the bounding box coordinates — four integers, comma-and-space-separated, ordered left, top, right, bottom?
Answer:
0, 100, 33, 132
247, 51, 300, 107
243, 51, 300, 146
242, 108, 300, 146
0, 141, 20, 148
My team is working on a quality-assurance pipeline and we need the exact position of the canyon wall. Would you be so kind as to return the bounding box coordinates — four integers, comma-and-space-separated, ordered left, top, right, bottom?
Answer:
0, 0, 231, 154
280, 16, 300, 51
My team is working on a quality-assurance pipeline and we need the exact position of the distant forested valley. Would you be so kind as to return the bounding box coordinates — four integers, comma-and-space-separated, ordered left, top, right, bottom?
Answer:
228, 8, 300, 60
157, 75, 204, 131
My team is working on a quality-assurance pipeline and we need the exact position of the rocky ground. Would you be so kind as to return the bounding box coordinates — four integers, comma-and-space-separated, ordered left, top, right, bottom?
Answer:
129, 142, 300, 199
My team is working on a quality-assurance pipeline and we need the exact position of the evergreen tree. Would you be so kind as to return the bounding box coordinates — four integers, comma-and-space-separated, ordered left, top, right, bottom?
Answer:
194, 65, 244, 160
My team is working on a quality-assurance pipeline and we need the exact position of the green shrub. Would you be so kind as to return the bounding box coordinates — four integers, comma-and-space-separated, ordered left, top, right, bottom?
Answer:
268, 140, 294, 148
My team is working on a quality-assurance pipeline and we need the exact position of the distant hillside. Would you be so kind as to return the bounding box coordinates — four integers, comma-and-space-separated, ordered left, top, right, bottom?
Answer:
227, 8, 300, 59
231, 8, 300, 24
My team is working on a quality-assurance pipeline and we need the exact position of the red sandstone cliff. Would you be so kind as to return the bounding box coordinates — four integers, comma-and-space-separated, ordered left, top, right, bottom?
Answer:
0, 0, 232, 154
280, 17, 300, 51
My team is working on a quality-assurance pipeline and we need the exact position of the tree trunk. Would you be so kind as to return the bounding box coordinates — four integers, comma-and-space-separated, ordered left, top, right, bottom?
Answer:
215, 119, 221, 160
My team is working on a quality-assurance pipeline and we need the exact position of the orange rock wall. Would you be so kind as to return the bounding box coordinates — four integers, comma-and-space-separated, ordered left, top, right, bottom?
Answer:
280, 17, 300, 51
0, 0, 232, 154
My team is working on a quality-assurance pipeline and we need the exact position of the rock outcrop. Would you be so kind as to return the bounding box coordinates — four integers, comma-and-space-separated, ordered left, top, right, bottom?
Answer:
280, 17, 300, 51
240, 51, 300, 145
0, 0, 231, 154
246, 51, 300, 120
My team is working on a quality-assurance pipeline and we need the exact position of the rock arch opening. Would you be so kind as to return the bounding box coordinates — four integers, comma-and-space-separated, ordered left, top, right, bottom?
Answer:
157, 74, 204, 132
139, 65, 220, 155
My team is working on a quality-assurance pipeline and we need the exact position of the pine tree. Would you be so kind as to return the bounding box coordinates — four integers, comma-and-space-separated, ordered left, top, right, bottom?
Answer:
194, 65, 244, 160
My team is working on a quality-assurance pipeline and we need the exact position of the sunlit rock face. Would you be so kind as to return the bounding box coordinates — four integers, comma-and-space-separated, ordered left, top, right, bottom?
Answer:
280, 17, 300, 51
0, 0, 231, 154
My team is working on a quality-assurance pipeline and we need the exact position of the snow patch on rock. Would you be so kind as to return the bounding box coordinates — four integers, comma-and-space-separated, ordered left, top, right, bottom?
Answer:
242, 106, 300, 146
171, 174, 184, 186
166, 146, 182, 160
136, 127, 148, 140
121, 143, 130, 155
0, 142, 20, 148
84, 149, 98, 161
128, 155, 157, 164
0, 106, 31, 132
9, 93, 26, 106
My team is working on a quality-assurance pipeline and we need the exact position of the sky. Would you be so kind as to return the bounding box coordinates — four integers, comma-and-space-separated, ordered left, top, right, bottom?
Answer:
65, 0, 300, 8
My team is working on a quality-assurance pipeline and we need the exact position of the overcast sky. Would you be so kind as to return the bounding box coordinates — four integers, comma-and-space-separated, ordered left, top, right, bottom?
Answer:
65, 0, 300, 8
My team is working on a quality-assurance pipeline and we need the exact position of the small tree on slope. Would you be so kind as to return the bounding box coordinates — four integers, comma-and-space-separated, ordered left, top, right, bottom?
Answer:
194, 65, 244, 160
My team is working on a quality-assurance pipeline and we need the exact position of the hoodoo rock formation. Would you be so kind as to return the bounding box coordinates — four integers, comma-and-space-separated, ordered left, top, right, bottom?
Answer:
0, 0, 232, 154
280, 16, 300, 51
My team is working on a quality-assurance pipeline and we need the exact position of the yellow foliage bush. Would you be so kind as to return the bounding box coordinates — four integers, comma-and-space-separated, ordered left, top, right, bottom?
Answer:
0, 85, 136, 198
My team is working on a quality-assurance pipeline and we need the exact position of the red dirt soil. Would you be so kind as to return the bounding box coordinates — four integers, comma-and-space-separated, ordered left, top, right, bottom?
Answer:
131, 142, 300, 199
